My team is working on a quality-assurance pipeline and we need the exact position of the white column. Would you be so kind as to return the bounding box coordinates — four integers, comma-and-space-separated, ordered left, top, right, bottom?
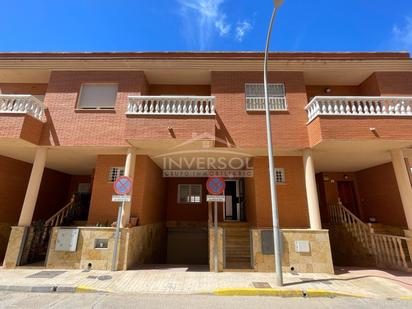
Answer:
303, 149, 322, 229
391, 149, 412, 229
18, 148, 47, 226
121, 148, 136, 227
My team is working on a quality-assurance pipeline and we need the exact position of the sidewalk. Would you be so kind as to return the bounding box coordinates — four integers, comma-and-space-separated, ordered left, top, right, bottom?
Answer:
0, 265, 412, 299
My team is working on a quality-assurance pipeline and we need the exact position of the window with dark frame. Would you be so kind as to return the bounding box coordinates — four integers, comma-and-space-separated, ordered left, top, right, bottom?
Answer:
178, 184, 202, 204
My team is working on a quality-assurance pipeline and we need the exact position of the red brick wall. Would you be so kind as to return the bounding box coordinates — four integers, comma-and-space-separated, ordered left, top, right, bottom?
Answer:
0, 155, 71, 224
244, 175, 257, 226
374, 72, 412, 95
0, 115, 43, 145
87, 155, 166, 226
0, 83, 48, 95
33, 169, 71, 221
250, 156, 309, 228
212, 71, 309, 149
166, 178, 208, 222
148, 85, 210, 96
133, 156, 166, 225
356, 163, 407, 227
40, 71, 148, 146
308, 117, 412, 147
359, 74, 381, 96
316, 172, 362, 222
306, 86, 361, 100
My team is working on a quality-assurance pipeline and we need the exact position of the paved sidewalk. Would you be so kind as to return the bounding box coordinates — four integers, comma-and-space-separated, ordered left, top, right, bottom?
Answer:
0, 265, 412, 299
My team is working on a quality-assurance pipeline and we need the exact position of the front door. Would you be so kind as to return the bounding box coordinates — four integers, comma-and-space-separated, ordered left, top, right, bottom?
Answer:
337, 181, 359, 216
224, 180, 239, 221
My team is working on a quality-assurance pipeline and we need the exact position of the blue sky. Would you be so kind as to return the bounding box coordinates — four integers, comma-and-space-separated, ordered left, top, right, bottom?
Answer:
1, 0, 412, 52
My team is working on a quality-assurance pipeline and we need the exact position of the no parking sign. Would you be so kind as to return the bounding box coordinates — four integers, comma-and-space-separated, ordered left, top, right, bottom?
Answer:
206, 177, 225, 195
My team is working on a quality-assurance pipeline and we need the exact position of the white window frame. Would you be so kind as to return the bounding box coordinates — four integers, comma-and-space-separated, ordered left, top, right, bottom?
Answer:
274, 168, 286, 184
177, 184, 202, 204
77, 83, 118, 110
245, 83, 287, 111
108, 167, 125, 183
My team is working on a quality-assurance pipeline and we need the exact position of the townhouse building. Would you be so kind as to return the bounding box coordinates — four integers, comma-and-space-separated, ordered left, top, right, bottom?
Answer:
0, 52, 412, 273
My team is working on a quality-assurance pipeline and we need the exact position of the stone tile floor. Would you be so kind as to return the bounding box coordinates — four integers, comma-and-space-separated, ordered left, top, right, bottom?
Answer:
0, 265, 411, 298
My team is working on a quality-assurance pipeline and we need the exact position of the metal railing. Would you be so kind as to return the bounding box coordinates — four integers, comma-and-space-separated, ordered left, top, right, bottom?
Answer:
245, 96, 287, 111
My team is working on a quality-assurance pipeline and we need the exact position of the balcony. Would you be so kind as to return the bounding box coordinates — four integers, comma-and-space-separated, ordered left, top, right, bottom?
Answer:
127, 96, 215, 116
305, 96, 412, 123
0, 95, 45, 121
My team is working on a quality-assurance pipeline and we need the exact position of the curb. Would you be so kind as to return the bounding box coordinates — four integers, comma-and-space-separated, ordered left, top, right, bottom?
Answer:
0, 285, 108, 294
213, 288, 366, 298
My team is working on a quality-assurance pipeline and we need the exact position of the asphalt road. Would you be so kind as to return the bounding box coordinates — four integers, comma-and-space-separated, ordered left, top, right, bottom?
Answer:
0, 292, 411, 309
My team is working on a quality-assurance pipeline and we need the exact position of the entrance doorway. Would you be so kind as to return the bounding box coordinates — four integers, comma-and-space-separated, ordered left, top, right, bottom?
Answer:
224, 179, 245, 221
337, 181, 359, 216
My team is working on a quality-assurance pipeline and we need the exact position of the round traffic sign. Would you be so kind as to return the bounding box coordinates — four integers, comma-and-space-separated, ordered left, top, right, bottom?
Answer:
113, 176, 133, 195
206, 177, 225, 195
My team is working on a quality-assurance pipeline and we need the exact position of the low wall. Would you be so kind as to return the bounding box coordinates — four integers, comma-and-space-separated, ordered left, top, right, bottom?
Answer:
2, 226, 26, 268
125, 222, 166, 269
208, 227, 224, 272
3, 222, 165, 271
46, 223, 165, 270
251, 229, 334, 274
46, 226, 128, 270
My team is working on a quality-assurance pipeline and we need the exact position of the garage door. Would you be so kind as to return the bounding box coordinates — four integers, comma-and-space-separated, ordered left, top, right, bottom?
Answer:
166, 228, 208, 265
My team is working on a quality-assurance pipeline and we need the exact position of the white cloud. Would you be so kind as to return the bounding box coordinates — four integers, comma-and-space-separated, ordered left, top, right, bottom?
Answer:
235, 20, 252, 42
392, 16, 412, 51
177, 0, 231, 49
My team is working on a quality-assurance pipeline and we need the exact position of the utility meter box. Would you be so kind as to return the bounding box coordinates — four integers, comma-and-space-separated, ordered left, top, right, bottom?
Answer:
294, 240, 310, 253
55, 228, 79, 252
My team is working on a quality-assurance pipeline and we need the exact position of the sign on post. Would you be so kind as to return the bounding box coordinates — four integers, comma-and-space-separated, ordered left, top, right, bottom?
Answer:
206, 195, 225, 202
206, 177, 226, 195
206, 177, 225, 273
111, 175, 133, 271
113, 176, 133, 195
112, 195, 131, 202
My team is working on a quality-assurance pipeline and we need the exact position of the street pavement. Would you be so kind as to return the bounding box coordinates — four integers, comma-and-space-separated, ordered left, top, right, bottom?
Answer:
0, 265, 412, 299
0, 292, 412, 309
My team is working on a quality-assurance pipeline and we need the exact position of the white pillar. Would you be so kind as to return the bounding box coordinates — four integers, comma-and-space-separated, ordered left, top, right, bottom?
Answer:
121, 148, 136, 227
303, 149, 322, 229
18, 148, 47, 226
391, 149, 412, 229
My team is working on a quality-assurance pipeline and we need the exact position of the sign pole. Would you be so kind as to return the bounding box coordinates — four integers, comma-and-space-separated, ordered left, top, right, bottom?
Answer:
214, 200, 218, 273
111, 200, 124, 271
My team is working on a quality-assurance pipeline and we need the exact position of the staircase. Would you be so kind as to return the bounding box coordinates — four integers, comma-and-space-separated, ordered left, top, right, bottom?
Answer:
22, 194, 84, 265
329, 200, 412, 272
224, 223, 252, 270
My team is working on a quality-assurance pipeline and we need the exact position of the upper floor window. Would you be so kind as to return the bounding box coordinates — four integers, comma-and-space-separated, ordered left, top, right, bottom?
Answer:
178, 184, 202, 204
78, 84, 118, 109
245, 83, 287, 111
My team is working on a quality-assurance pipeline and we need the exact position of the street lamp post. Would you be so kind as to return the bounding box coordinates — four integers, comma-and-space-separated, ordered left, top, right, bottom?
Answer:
263, 0, 284, 287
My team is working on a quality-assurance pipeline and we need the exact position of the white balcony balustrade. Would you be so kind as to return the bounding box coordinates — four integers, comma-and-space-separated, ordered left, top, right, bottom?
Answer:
305, 96, 412, 123
0, 95, 45, 120
127, 96, 216, 116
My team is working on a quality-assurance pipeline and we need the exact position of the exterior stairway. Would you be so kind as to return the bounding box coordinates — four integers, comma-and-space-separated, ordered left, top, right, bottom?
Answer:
223, 223, 252, 270
329, 200, 412, 272
22, 194, 87, 266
